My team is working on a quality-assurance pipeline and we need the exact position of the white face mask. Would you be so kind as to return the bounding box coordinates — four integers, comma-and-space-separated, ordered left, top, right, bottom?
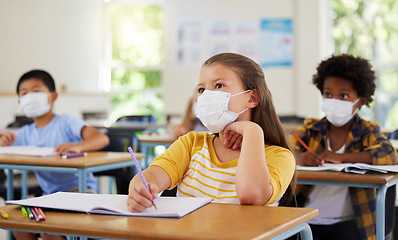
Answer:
19, 92, 51, 118
194, 89, 249, 133
322, 98, 360, 127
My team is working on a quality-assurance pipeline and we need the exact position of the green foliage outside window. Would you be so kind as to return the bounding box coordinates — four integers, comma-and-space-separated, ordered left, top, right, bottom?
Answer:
333, 0, 398, 128
107, 4, 164, 123
110, 69, 163, 120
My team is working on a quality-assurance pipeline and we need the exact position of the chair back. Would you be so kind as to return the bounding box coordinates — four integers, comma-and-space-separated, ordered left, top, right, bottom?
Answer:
390, 129, 398, 139
101, 131, 139, 152
116, 115, 156, 124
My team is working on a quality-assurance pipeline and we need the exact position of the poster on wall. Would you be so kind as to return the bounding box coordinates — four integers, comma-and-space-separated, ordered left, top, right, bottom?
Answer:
233, 20, 259, 61
259, 18, 293, 68
207, 20, 259, 61
208, 21, 232, 56
175, 20, 204, 67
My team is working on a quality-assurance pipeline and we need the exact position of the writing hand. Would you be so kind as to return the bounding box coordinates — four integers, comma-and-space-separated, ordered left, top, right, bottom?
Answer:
299, 151, 324, 166
127, 179, 158, 213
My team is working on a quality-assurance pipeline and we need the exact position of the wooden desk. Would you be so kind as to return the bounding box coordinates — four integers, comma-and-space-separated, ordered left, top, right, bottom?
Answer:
0, 203, 318, 240
0, 152, 144, 200
138, 135, 176, 168
297, 170, 398, 240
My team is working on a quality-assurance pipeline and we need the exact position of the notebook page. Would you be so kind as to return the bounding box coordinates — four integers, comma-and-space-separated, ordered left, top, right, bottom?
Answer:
0, 146, 56, 156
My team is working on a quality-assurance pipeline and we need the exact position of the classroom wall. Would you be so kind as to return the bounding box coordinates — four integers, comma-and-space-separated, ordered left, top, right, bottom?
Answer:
0, 0, 331, 128
0, 0, 106, 93
0, 0, 110, 128
163, 0, 332, 119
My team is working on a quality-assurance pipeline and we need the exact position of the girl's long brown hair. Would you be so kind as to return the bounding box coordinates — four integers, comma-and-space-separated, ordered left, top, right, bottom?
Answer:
203, 53, 296, 206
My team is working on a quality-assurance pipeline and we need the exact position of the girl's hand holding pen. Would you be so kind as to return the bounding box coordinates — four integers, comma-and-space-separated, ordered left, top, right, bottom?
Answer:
127, 146, 158, 212
127, 178, 158, 213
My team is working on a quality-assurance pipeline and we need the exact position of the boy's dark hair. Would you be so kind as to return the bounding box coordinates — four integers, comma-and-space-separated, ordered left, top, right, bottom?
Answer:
17, 70, 56, 94
312, 54, 376, 106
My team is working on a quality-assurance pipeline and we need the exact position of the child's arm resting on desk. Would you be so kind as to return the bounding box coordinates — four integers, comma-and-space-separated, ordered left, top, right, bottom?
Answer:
127, 166, 171, 212
225, 121, 274, 206
54, 126, 110, 153
319, 150, 373, 164
0, 132, 16, 146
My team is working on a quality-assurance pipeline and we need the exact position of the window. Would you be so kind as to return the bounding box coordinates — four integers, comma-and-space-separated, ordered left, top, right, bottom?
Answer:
105, 2, 164, 123
333, 0, 398, 129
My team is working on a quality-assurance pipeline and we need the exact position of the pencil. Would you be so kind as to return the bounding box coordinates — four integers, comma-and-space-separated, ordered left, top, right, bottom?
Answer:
25, 206, 34, 219
62, 152, 87, 159
21, 206, 28, 217
36, 207, 46, 221
32, 207, 44, 221
291, 131, 312, 152
0, 208, 8, 219
128, 146, 157, 210
29, 207, 40, 222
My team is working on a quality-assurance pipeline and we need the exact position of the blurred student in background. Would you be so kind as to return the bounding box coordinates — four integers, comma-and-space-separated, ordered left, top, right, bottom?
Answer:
167, 92, 208, 138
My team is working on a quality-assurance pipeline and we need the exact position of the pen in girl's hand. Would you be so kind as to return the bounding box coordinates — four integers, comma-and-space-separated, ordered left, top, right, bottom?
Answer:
127, 146, 157, 210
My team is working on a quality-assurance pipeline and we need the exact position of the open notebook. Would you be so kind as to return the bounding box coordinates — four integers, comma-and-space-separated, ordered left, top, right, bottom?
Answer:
6, 192, 213, 218
297, 163, 398, 174
0, 146, 56, 157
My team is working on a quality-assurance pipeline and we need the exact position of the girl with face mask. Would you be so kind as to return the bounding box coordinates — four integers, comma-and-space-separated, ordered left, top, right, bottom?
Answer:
289, 54, 398, 240
127, 53, 296, 212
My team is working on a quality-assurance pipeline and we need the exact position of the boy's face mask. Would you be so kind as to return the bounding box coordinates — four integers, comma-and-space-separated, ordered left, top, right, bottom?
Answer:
194, 89, 249, 133
322, 98, 360, 127
19, 92, 51, 118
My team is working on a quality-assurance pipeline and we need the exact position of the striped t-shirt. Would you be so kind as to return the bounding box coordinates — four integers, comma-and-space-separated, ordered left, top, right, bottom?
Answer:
150, 131, 295, 205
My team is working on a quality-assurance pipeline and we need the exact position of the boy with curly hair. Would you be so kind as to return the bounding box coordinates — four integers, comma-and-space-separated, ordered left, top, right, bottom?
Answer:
289, 54, 397, 240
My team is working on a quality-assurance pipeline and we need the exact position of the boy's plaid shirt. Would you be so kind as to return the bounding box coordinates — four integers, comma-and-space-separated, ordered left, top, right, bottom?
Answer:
289, 115, 398, 240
